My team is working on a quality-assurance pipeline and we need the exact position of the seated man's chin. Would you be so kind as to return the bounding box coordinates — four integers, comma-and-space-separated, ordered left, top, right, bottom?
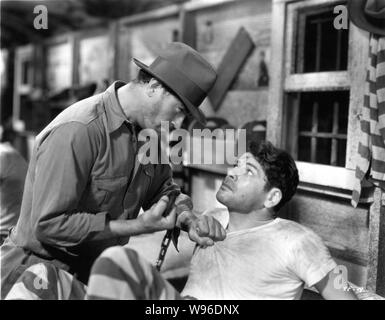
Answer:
216, 191, 228, 204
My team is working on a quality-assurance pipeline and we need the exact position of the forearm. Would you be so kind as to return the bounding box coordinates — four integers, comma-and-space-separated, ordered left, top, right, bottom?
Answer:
315, 270, 358, 300
94, 217, 156, 239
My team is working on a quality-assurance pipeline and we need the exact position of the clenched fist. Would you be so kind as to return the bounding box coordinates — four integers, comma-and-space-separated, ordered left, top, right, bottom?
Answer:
184, 214, 226, 247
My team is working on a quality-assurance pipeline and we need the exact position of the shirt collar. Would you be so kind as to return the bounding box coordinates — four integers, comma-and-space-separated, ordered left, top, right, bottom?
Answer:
103, 81, 135, 133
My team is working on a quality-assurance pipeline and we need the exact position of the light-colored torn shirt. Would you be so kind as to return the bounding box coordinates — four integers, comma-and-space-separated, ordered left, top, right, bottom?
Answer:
182, 208, 337, 300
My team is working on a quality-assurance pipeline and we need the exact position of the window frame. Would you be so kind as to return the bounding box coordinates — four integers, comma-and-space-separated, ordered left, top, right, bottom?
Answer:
268, 0, 369, 194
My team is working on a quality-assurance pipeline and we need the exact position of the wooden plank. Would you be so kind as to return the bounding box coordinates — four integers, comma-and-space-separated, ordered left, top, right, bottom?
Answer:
184, 0, 234, 12
284, 71, 350, 92
346, 24, 370, 170
179, 9, 196, 48
288, 192, 369, 268
208, 27, 255, 111
299, 132, 347, 139
367, 188, 385, 296
296, 161, 355, 190
119, 5, 180, 27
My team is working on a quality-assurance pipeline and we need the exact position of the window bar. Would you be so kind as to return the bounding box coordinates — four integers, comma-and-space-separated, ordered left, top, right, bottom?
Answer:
311, 101, 318, 163
315, 21, 322, 72
292, 93, 301, 159
331, 101, 339, 166
296, 15, 306, 73
336, 28, 342, 70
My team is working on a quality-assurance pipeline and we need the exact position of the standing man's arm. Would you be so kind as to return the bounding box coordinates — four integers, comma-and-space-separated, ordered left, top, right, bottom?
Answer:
32, 123, 176, 250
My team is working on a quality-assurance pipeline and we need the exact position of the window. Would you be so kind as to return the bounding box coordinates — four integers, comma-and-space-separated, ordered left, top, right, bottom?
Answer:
296, 5, 348, 73
287, 90, 349, 167
283, 1, 351, 168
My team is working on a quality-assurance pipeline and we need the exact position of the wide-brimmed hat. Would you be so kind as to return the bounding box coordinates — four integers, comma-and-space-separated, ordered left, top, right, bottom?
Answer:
133, 42, 217, 125
348, 0, 385, 36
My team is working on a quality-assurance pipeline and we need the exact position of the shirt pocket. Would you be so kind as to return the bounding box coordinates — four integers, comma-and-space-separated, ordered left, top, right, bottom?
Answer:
92, 176, 128, 210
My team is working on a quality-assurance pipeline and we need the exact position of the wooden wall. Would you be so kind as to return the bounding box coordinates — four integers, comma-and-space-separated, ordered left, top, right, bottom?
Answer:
288, 191, 369, 286
195, 0, 271, 127
117, 15, 180, 82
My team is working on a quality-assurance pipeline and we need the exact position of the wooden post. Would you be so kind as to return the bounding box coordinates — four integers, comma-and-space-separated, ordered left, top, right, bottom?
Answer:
267, 0, 287, 147
109, 21, 119, 81
367, 187, 385, 296
71, 33, 80, 86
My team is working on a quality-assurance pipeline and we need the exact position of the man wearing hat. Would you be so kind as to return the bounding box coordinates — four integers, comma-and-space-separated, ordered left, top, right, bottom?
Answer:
348, 0, 385, 37
0, 42, 225, 298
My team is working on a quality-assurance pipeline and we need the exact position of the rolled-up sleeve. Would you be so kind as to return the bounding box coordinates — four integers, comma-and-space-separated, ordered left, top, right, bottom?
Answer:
32, 122, 107, 248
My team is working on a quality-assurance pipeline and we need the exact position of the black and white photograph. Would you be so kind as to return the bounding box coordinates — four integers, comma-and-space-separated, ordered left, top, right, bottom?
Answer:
0, 0, 384, 306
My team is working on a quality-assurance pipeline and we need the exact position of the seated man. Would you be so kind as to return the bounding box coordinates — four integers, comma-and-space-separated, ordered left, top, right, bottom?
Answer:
86, 141, 357, 300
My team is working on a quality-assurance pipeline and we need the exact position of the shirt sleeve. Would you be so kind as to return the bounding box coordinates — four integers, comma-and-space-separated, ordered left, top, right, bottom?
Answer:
32, 122, 108, 248
289, 228, 337, 288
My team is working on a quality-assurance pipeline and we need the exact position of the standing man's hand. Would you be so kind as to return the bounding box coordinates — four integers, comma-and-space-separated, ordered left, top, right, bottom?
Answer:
137, 195, 177, 233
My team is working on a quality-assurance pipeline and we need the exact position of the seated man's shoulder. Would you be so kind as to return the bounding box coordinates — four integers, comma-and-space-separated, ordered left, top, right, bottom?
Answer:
275, 218, 324, 247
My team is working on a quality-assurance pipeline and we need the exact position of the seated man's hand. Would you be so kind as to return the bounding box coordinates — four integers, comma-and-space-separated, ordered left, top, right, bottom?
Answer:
185, 214, 226, 247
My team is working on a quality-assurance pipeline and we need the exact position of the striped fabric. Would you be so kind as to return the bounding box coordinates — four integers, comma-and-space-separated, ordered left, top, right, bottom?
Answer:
86, 246, 181, 300
4, 262, 86, 300
352, 35, 385, 207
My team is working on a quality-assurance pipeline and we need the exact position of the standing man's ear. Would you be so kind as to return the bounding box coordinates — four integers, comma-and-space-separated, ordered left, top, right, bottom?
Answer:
263, 188, 282, 209
149, 78, 162, 89
145, 78, 163, 97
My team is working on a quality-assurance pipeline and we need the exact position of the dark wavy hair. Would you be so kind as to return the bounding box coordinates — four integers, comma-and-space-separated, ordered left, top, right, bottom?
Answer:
249, 141, 299, 212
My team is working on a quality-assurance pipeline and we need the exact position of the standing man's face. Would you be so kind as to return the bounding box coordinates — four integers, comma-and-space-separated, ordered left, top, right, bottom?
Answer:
216, 153, 270, 213
143, 79, 186, 132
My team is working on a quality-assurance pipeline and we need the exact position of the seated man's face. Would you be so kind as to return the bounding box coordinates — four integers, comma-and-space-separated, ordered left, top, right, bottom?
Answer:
216, 153, 270, 213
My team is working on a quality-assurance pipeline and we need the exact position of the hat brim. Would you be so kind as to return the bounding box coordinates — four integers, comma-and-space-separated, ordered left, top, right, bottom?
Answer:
348, 0, 385, 36
133, 58, 207, 126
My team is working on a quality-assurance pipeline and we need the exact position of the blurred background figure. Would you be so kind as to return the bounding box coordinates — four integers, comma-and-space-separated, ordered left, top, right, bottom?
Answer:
0, 120, 28, 244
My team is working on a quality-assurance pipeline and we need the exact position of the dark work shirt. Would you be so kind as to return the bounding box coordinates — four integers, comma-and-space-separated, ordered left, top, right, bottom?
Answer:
10, 81, 190, 272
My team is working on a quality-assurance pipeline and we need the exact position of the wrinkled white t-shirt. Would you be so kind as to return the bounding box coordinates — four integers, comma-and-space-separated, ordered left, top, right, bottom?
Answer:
181, 208, 337, 300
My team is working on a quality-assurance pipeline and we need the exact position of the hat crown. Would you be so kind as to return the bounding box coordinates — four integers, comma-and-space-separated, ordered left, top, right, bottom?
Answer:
133, 42, 218, 125
364, 0, 385, 18
155, 42, 217, 93
348, 0, 385, 36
